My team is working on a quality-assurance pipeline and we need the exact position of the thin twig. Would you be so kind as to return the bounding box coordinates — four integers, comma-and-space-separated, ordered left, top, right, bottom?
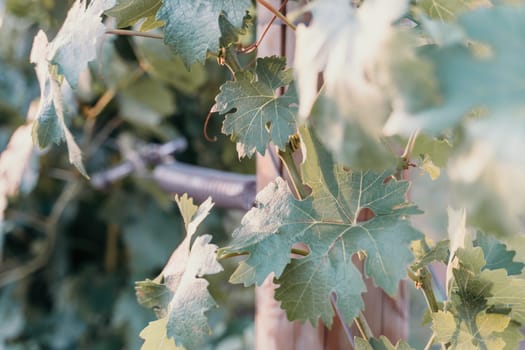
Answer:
354, 312, 374, 340
0, 182, 81, 287
106, 29, 164, 40
424, 333, 437, 350
257, 0, 296, 30
401, 129, 420, 159
240, 0, 290, 54
203, 105, 218, 142
84, 88, 116, 120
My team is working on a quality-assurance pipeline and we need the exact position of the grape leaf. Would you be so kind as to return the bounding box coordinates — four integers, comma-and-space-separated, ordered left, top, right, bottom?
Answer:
449, 116, 525, 235
220, 127, 422, 326
156, 0, 251, 66
417, 0, 491, 21
135, 279, 173, 317
48, 0, 115, 89
474, 232, 524, 275
133, 33, 206, 95
216, 56, 297, 158
30, 30, 88, 178
412, 133, 453, 168
139, 194, 223, 350
294, 0, 408, 120
106, 0, 163, 31
483, 269, 525, 324
118, 76, 176, 127
309, 93, 397, 169
355, 336, 415, 350
294, 0, 438, 168
384, 6, 525, 135
411, 239, 449, 270
432, 310, 512, 350
218, 12, 253, 49
140, 317, 182, 350
413, 133, 453, 180
434, 231, 525, 350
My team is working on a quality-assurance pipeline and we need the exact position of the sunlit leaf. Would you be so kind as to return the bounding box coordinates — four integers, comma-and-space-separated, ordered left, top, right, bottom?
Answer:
474, 231, 524, 275
48, 0, 115, 89
139, 194, 223, 350
216, 56, 297, 158
106, 0, 163, 31
30, 30, 88, 177
220, 127, 422, 326
157, 0, 251, 66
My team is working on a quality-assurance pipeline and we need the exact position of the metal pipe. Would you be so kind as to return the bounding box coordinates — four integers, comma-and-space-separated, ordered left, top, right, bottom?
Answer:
153, 163, 256, 211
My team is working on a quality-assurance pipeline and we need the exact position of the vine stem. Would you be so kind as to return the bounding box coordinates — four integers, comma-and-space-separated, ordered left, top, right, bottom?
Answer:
278, 143, 308, 199
420, 268, 440, 313
240, 0, 290, 54
223, 46, 243, 76
257, 0, 296, 30
354, 312, 374, 341
218, 247, 309, 261
408, 266, 440, 314
424, 333, 436, 350
401, 129, 420, 160
105, 29, 164, 39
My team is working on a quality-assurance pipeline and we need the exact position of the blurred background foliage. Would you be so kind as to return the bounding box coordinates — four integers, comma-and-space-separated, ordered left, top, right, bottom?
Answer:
0, 0, 256, 349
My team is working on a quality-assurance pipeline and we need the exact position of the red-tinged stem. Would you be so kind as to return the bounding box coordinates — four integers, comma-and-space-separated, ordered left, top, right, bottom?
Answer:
257, 0, 296, 30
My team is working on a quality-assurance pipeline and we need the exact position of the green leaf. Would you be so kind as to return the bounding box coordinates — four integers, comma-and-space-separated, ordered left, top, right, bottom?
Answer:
355, 336, 415, 350
135, 279, 173, 317
118, 76, 176, 127
31, 101, 63, 146
140, 317, 182, 350
139, 194, 223, 350
434, 236, 525, 349
474, 232, 524, 275
218, 12, 253, 49
449, 116, 525, 236
483, 269, 525, 324
412, 133, 452, 180
216, 56, 297, 158
133, 34, 206, 95
411, 239, 449, 270
221, 127, 422, 326
412, 134, 453, 168
48, 0, 114, 89
417, 0, 491, 21
106, 0, 163, 31
30, 30, 88, 178
309, 93, 397, 169
432, 310, 512, 350
29, 0, 111, 176
157, 0, 251, 66
294, 0, 435, 168
385, 6, 525, 135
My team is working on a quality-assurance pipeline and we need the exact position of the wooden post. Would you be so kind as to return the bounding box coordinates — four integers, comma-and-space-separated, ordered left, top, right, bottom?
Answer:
254, 1, 408, 348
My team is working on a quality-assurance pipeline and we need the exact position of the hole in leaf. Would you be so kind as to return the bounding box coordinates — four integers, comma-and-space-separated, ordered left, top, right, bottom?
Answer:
265, 121, 271, 132
356, 207, 375, 222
